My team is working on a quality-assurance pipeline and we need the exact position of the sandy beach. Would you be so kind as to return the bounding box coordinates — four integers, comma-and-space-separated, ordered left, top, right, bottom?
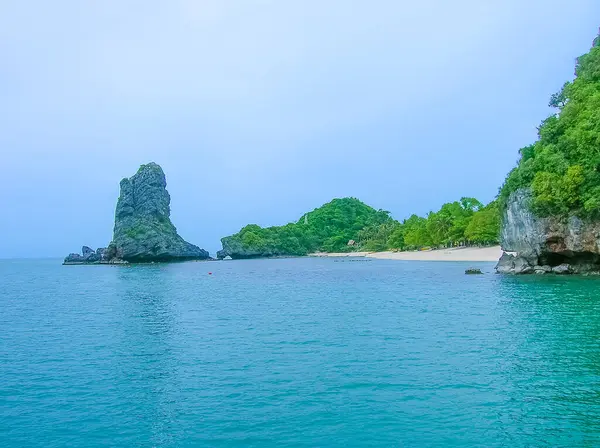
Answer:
310, 245, 503, 262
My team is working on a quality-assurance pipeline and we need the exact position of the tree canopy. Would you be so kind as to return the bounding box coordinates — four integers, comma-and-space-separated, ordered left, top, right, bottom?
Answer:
500, 31, 600, 217
221, 198, 394, 256
385, 198, 499, 250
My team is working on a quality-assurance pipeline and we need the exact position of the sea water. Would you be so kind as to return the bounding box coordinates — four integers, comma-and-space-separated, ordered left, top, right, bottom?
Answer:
1, 257, 600, 446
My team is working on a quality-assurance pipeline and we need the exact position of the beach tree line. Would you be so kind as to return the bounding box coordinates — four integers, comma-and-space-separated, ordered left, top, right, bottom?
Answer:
222, 196, 500, 256
357, 198, 500, 252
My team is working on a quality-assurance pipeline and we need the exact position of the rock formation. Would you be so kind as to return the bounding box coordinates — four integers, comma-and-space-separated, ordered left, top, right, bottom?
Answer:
63, 246, 124, 265
217, 236, 276, 259
111, 163, 209, 262
496, 189, 600, 274
63, 163, 210, 264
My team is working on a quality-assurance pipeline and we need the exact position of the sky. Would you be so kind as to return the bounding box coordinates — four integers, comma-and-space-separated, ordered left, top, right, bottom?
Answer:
1, 1, 599, 258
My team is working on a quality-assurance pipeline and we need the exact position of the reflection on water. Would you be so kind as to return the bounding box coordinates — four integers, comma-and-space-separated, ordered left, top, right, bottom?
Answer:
114, 265, 181, 447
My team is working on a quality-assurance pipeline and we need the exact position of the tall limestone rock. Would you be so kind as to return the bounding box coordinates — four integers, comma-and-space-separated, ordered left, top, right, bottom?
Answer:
109, 163, 210, 262
63, 162, 209, 264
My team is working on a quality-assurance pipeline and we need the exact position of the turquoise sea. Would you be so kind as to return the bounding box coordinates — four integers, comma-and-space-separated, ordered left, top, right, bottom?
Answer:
2, 257, 600, 446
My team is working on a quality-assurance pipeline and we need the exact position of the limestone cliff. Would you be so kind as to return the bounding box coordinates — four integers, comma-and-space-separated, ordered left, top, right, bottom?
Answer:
111, 163, 209, 262
496, 189, 600, 274
64, 163, 209, 264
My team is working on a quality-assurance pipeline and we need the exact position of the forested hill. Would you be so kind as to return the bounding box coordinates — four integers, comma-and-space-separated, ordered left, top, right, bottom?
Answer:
500, 31, 600, 216
217, 197, 500, 259
217, 198, 392, 258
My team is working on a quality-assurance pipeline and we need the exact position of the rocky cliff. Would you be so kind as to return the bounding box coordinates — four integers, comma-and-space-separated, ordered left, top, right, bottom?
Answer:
496, 189, 600, 274
111, 163, 209, 262
64, 163, 210, 264
217, 236, 281, 259
63, 246, 123, 265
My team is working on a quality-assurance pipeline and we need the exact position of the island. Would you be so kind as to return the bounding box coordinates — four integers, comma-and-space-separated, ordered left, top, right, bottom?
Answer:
64, 163, 210, 264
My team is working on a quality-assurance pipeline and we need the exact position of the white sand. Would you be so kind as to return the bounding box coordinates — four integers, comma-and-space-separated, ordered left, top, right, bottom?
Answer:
310, 246, 503, 262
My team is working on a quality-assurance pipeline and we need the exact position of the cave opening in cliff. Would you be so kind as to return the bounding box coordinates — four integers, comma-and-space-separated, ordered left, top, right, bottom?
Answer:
538, 251, 600, 268
539, 252, 569, 267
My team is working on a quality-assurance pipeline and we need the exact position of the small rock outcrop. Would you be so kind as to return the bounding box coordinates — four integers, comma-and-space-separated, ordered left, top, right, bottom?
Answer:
64, 163, 210, 264
465, 268, 483, 275
496, 189, 600, 274
216, 236, 277, 259
63, 246, 120, 265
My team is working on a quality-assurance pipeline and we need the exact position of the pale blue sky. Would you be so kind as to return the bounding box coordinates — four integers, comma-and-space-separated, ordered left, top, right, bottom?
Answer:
1, 1, 599, 257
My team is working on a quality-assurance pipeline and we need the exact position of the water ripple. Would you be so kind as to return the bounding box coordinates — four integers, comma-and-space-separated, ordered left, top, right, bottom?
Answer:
2, 258, 600, 446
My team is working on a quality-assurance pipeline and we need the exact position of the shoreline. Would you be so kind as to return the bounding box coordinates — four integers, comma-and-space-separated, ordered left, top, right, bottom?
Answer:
310, 245, 503, 262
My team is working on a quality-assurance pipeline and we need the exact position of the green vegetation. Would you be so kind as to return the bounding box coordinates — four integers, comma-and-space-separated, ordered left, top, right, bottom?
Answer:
223, 198, 393, 256
384, 198, 500, 250
500, 32, 600, 217
222, 196, 500, 257
123, 216, 176, 240
125, 227, 143, 239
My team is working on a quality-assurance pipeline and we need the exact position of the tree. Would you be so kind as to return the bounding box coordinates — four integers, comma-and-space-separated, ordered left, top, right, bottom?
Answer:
459, 197, 483, 212
464, 204, 500, 245
387, 227, 405, 249
403, 215, 430, 248
548, 82, 570, 109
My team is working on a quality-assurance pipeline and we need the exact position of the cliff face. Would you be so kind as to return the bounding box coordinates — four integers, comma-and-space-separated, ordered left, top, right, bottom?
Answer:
63, 246, 120, 265
64, 163, 209, 264
111, 163, 209, 262
496, 189, 600, 274
217, 236, 281, 259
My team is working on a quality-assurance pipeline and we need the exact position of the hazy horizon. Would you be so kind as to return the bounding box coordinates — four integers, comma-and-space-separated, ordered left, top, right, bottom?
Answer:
2, 1, 600, 257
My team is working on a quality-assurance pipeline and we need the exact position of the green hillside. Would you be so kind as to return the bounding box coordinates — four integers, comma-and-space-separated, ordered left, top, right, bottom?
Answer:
219, 198, 393, 258
500, 32, 600, 216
